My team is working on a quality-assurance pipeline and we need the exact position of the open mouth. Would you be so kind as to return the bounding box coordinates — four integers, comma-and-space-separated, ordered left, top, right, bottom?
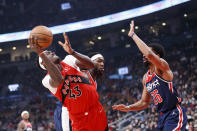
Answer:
99, 68, 104, 72
143, 58, 148, 63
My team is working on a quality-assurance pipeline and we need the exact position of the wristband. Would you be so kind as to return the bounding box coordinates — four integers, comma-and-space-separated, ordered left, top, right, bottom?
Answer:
39, 51, 44, 56
131, 32, 135, 38
70, 50, 75, 55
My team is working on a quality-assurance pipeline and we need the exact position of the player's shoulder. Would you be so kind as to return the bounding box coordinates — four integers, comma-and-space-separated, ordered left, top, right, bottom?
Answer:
18, 120, 25, 127
142, 73, 147, 85
62, 55, 80, 71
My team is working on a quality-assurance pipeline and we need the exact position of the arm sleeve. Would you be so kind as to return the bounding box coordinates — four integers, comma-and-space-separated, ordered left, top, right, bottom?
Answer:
42, 75, 57, 94
63, 55, 80, 71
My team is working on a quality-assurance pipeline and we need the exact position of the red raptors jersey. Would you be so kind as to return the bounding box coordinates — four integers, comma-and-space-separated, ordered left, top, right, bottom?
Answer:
42, 56, 108, 130
45, 61, 99, 114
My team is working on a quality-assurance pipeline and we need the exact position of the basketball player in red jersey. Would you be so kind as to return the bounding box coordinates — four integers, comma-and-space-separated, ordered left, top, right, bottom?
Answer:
29, 33, 108, 131
17, 111, 32, 131
112, 21, 187, 131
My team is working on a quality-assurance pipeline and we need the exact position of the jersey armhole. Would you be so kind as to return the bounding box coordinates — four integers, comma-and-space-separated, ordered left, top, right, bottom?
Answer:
63, 55, 80, 71
144, 72, 148, 85
42, 75, 58, 94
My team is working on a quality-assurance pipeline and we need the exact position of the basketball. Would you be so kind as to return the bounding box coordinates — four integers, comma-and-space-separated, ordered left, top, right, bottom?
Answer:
29, 25, 53, 49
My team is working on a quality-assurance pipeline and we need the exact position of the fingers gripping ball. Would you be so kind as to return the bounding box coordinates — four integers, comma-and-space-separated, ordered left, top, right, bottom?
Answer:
29, 26, 53, 49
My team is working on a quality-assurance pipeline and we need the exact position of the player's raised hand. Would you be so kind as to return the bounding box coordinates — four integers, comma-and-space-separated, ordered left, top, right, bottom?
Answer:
112, 104, 130, 112
28, 35, 43, 54
58, 33, 74, 55
128, 20, 134, 37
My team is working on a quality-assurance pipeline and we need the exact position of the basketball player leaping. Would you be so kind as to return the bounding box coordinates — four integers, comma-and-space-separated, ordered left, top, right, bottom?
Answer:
112, 20, 187, 131
17, 111, 32, 131
29, 33, 108, 131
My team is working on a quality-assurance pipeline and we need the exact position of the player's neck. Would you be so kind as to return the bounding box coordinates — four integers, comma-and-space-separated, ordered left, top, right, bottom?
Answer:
23, 119, 29, 122
149, 65, 155, 74
57, 64, 63, 71
90, 70, 96, 81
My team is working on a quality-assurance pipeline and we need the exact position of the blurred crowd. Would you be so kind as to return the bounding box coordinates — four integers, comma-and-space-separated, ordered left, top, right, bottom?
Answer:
0, 36, 196, 131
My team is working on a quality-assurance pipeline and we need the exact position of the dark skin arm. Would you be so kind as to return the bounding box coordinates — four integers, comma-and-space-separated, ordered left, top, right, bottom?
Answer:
128, 20, 173, 81
29, 36, 64, 87
58, 33, 95, 69
112, 74, 152, 112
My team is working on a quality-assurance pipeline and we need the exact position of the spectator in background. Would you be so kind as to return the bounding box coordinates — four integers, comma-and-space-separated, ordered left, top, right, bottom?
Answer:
17, 111, 32, 131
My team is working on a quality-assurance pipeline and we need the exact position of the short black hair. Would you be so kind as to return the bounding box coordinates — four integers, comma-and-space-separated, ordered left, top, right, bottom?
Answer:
149, 44, 165, 58
88, 52, 101, 58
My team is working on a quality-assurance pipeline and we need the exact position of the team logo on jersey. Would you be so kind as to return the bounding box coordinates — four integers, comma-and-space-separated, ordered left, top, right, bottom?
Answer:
147, 79, 160, 91
61, 75, 91, 103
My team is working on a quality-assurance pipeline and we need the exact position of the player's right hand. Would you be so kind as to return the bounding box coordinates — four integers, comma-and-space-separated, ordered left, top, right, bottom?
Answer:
112, 104, 130, 112
58, 32, 74, 55
128, 20, 135, 37
28, 35, 43, 54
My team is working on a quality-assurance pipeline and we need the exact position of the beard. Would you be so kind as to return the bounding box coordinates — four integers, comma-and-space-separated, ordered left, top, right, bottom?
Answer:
143, 61, 150, 68
54, 58, 61, 64
92, 68, 104, 82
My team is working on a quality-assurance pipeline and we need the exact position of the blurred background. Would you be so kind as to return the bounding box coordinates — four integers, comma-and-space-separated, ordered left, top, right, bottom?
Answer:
0, 0, 197, 130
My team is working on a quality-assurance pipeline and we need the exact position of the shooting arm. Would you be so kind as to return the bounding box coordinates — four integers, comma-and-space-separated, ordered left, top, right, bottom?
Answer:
40, 52, 64, 87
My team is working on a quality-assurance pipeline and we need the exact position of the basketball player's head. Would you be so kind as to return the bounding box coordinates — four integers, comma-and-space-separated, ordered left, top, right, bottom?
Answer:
36, 51, 61, 70
143, 44, 165, 67
21, 111, 29, 120
89, 52, 104, 79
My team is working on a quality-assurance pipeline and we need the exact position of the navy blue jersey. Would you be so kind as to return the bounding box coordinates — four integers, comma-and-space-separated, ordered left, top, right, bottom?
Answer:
145, 70, 181, 113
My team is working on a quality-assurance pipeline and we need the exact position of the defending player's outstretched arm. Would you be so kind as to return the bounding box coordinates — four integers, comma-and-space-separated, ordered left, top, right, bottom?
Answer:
112, 75, 151, 112
29, 36, 64, 87
58, 33, 95, 69
128, 21, 171, 73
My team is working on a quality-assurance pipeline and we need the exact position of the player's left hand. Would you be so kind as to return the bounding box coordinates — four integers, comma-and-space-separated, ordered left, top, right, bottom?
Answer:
112, 104, 130, 112
128, 20, 134, 37
58, 32, 74, 55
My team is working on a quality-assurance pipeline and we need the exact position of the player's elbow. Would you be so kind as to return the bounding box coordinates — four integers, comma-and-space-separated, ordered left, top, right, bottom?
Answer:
141, 100, 151, 109
51, 77, 64, 87
57, 77, 64, 86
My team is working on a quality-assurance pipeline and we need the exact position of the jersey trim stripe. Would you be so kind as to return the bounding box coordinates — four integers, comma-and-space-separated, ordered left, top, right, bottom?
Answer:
168, 82, 174, 93
146, 71, 156, 83
173, 104, 183, 131
155, 73, 171, 83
